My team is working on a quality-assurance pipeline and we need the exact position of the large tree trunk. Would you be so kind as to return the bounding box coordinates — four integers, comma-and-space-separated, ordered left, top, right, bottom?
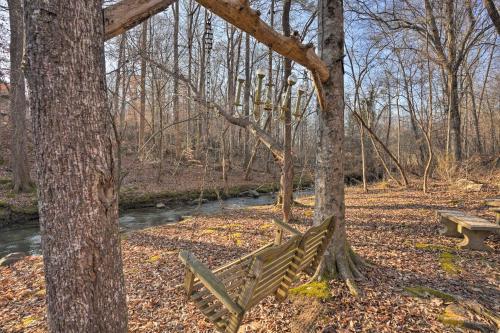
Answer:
138, 21, 147, 156
447, 70, 462, 161
281, 0, 294, 224
243, 33, 251, 166
173, 1, 181, 157
315, 0, 365, 296
8, 0, 32, 193
24, 1, 128, 331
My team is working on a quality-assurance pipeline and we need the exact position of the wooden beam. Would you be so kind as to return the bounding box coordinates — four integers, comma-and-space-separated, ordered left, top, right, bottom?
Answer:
104, 0, 177, 40
194, 0, 329, 82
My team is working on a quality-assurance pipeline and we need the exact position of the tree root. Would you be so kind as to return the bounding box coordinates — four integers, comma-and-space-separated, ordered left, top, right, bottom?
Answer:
310, 243, 368, 297
406, 286, 500, 331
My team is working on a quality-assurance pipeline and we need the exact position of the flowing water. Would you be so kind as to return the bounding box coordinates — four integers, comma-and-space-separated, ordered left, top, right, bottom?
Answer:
0, 189, 313, 258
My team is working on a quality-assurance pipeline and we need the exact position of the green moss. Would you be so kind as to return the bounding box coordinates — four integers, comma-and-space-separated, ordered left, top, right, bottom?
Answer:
438, 305, 466, 328
415, 243, 457, 252
0, 200, 9, 208
404, 286, 456, 302
439, 252, 460, 275
0, 177, 11, 185
147, 255, 161, 263
11, 204, 38, 215
201, 228, 216, 235
290, 281, 330, 300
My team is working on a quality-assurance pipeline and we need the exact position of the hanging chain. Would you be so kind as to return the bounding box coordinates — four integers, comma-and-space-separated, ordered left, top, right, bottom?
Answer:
203, 12, 213, 109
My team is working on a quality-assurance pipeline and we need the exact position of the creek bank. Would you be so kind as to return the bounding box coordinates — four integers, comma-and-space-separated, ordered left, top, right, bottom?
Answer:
0, 178, 313, 228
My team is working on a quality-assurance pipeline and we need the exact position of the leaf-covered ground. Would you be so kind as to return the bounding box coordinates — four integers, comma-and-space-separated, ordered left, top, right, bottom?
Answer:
1, 183, 498, 332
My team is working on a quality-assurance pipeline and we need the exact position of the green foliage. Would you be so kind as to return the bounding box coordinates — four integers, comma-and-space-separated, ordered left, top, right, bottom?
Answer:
290, 281, 330, 300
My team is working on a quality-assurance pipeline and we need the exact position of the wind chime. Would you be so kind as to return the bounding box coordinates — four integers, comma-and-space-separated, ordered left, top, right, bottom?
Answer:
204, 11, 213, 111
253, 68, 266, 121
293, 82, 308, 120
234, 76, 245, 108
280, 74, 297, 121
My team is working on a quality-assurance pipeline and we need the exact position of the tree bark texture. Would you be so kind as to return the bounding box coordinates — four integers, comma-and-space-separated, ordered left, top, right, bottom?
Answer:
8, 0, 32, 193
24, 1, 128, 331
315, 0, 364, 295
315, 0, 346, 256
173, 1, 181, 157
281, 0, 294, 224
139, 21, 147, 155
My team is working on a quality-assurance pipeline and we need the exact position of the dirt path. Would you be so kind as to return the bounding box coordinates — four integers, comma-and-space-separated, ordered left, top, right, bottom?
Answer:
1, 183, 498, 332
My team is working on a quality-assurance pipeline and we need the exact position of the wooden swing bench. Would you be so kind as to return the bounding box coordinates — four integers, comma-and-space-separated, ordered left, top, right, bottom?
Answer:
178, 216, 335, 333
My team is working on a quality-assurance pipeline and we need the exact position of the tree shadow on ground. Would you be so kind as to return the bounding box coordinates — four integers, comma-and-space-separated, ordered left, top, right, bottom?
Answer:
348, 203, 453, 211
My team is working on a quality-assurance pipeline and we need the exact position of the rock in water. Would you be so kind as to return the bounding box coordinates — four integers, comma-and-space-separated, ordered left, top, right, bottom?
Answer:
248, 190, 260, 198
191, 198, 208, 205
0, 252, 27, 266
156, 203, 166, 209
166, 214, 184, 223
239, 190, 260, 198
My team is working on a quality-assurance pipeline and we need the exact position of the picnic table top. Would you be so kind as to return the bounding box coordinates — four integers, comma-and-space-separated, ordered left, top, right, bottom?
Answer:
437, 210, 500, 231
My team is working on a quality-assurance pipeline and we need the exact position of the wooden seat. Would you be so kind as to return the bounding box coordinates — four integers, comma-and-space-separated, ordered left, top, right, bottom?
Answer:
437, 210, 500, 251
179, 235, 302, 333
272, 216, 335, 276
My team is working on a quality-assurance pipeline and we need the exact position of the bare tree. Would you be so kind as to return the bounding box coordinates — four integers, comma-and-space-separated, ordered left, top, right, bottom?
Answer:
7, 0, 32, 192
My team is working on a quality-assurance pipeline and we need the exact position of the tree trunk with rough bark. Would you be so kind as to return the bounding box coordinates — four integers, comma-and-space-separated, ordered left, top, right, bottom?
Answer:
24, 0, 128, 330
315, 0, 366, 296
8, 0, 32, 193
281, 0, 294, 224
173, 1, 181, 157
243, 33, 251, 166
447, 70, 462, 161
139, 21, 147, 156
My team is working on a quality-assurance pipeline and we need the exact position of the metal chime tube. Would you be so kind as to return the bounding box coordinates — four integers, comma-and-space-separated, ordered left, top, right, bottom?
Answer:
234, 77, 245, 107
254, 68, 266, 121
280, 75, 297, 120
293, 83, 306, 119
264, 80, 273, 111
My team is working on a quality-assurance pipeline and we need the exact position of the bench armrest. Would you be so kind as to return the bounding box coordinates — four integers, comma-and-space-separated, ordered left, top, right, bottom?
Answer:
272, 219, 303, 236
179, 251, 243, 315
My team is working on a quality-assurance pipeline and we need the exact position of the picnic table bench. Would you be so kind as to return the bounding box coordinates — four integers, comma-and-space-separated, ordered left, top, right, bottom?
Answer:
484, 198, 500, 225
437, 210, 500, 251
179, 216, 335, 333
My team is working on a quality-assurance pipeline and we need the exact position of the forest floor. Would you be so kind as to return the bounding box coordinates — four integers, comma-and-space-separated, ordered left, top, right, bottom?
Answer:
1, 180, 499, 333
